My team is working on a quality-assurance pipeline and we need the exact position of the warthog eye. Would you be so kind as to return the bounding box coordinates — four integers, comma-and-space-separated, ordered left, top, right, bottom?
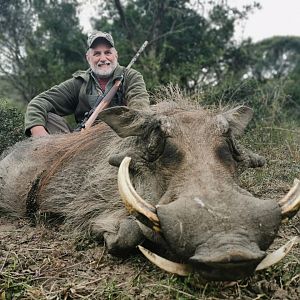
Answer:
159, 139, 184, 166
142, 126, 167, 162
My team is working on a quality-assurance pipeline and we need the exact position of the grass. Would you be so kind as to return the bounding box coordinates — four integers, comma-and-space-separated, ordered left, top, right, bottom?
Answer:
0, 122, 299, 300
0, 83, 299, 299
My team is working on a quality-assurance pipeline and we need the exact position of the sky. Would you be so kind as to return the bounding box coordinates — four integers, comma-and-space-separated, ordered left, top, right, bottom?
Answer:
79, 0, 300, 43
230, 0, 300, 42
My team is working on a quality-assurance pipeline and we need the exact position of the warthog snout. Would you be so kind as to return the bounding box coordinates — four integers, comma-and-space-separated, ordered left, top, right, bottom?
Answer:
189, 233, 266, 280
190, 233, 266, 264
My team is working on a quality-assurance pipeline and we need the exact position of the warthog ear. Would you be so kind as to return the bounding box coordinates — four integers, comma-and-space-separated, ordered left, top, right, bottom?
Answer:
98, 106, 158, 138
216, 105, 253, 136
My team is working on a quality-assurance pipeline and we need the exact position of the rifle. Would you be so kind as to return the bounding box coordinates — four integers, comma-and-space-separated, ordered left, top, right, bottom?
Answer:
79, 41, 148, 132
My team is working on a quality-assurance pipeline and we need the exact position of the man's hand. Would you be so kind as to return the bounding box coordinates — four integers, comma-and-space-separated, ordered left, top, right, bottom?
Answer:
30, 126, 49, 137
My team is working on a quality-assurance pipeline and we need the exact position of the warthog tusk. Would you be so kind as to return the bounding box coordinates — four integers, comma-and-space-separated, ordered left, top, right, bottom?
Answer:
138, 245, 192, 276
118, 157, 160, 226
255, 236, 299, 271
279, 178, 300, 218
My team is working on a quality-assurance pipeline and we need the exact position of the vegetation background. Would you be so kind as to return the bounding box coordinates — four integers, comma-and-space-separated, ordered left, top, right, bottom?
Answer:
0, 0, 299, 299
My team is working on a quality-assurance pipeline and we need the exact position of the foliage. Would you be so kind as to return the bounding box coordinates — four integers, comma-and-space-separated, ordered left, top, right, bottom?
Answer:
0, 0, 35, 102
0, 0, 87, 103
0, 76, 21, 102
247, 36, 300, 82
194, 76, 294, 126
231, 36, 300, 106
92, 0, 260, 90
0, 99, 25, 155
1, 1, 299, 109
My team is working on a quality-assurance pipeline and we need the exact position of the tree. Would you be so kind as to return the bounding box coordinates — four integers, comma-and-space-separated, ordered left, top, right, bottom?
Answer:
0, 0, 36, 101
92, 0, 260, 90
246, 36, 300, 82
232, 36, 300, 106
0, 0, 87, 103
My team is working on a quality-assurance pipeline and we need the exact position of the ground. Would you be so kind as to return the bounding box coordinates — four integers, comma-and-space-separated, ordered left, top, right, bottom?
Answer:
0, 127, 299, 300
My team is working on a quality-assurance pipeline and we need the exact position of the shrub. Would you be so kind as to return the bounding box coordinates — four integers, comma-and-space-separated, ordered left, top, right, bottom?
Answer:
191, 77, 299, 128
0, 99, 26, 155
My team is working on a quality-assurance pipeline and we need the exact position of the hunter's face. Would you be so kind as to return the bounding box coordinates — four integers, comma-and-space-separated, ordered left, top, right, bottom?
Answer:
86, 41, 118, 78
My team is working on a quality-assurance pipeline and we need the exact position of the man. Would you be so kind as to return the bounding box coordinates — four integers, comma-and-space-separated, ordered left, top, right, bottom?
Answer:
25, 31, 150, 137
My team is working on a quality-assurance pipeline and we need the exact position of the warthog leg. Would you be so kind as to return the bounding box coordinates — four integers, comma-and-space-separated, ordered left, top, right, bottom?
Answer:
104, 217, 144, 256
228, 136, 266, 168
279, 178, 300, 218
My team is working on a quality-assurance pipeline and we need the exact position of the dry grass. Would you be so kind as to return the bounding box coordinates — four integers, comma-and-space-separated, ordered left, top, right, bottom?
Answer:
0, 215, 299, 299
1, 110, 300, 300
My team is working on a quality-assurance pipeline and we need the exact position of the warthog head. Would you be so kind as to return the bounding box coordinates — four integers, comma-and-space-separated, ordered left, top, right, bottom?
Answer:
99, 102, 300, 281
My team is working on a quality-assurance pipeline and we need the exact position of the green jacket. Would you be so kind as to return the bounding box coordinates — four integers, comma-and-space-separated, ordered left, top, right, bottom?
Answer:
24, 64, 150, 136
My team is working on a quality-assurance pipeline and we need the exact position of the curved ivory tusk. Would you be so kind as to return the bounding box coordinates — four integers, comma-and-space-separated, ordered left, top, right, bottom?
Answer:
138, 245, 192, 276
255, 236, 299, 271
118, 157, 160, 224
279, 178, 300, 217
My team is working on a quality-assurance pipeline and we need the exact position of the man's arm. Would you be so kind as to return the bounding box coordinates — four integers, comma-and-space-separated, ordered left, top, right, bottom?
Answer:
25, 78, 81, 136
124, 69, 150, 110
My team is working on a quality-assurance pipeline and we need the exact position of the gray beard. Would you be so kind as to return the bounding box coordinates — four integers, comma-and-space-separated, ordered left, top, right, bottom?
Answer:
91, 62, 117, 78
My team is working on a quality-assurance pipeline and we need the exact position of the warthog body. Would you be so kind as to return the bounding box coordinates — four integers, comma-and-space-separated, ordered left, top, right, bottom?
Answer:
0, 100, 295, 280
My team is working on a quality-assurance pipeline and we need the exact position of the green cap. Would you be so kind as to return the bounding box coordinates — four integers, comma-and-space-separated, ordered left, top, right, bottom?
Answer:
87, 31, 114, 48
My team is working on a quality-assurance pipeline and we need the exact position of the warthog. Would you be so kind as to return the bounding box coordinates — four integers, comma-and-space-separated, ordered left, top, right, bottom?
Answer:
0, 100, 299, 281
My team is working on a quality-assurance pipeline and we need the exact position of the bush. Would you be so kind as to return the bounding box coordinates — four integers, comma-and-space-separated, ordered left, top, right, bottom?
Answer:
0, 99, 26, 155
192, 77, 299, 128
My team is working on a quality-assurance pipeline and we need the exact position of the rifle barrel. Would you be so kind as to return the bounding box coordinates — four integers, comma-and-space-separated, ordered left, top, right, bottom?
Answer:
126, 41, 148, 70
